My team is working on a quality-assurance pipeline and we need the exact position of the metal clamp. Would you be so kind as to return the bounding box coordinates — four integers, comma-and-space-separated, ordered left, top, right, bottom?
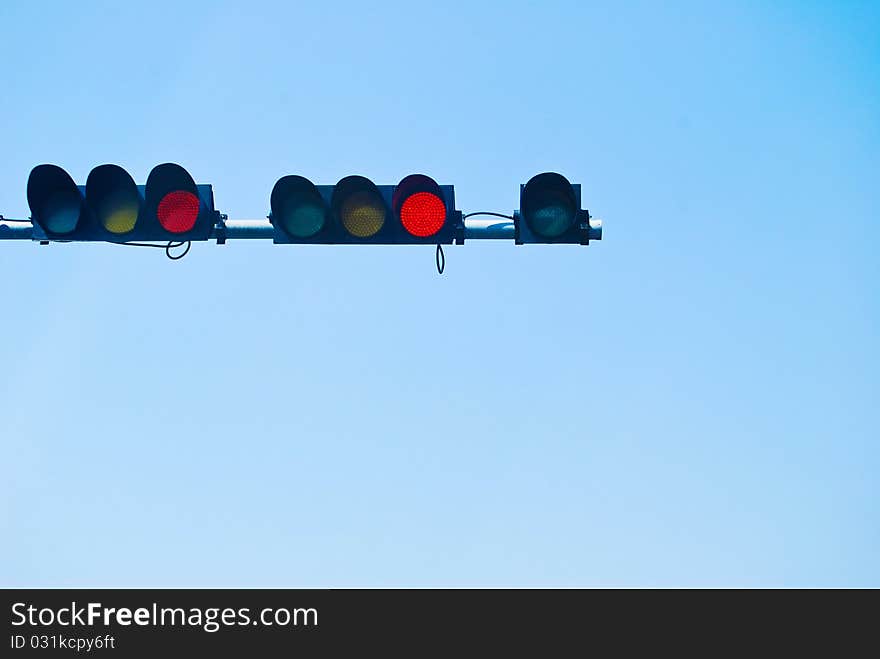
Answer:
215, 213, 228, 245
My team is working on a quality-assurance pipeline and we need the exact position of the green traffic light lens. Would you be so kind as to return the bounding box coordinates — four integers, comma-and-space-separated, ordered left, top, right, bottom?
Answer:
280, 200, 326, 238
522, 172, 578, 239
40, 190, 82, 234
27, 165, 82, 235
527, 192, 574, 237
271, 176, 327, 238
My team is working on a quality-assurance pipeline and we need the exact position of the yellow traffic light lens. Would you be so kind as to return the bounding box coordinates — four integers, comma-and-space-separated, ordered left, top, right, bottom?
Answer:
341, 190, 385, 238
103, 208, 138, 234
99, 188, 139, 234
86, 164, 141, 235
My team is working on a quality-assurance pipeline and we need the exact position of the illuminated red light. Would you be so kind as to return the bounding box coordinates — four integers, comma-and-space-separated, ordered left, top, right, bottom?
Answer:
157, 190, 199, 234
400, 192, 445, 237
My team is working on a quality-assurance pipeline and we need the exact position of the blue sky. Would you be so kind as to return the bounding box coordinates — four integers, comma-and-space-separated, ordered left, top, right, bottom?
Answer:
0, 0, 877, 586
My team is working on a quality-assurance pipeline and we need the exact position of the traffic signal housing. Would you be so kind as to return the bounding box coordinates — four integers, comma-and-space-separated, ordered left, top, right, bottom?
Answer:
270, 174, 462, 244
26, 163, 217, 242
16, 166, 604, 252
515, 172, 598, 245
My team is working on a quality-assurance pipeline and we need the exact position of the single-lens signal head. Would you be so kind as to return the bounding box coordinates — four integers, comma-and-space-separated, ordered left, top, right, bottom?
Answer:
521, 172, 578, 239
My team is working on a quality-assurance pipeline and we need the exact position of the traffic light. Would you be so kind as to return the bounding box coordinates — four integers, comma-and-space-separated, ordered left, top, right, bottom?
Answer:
515, 172, 599, 245
5, 166, 605, 263
26, 163, 217, 242
270, 174, 462, 244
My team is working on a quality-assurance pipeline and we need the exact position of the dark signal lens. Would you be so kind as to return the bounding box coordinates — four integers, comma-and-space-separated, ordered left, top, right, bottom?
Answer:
271, 176, 327, 238
282, 201, 325, 238
26, 165, 82, 235
400, 192, 446, 237
527, 191, 574, 237
157, 190, 200, 233
38, 190, 82, 235
522, 172, 578, 238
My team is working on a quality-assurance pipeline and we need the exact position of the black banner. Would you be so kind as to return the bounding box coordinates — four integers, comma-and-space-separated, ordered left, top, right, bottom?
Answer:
1, 588, 870, 654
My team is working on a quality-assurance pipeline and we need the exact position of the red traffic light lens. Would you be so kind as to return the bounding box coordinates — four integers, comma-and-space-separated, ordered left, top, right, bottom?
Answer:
157, 190, 199, 234
400, 192, 445, 238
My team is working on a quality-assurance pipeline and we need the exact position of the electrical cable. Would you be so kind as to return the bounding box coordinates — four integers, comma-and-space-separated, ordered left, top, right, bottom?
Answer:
113, 240, 191, 261
462, 211, 514, 220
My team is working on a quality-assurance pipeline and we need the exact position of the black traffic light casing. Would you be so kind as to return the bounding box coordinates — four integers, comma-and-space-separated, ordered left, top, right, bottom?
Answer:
270, 174, 463, 245
514, 172, 594, 245
27, 163, 217, 242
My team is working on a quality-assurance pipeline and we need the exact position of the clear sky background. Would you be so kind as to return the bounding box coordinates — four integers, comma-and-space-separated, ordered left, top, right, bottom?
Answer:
0, 0, 877, 587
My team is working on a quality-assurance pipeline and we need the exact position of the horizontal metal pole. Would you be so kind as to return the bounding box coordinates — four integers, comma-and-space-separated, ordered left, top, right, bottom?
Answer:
463, 218, 515, 240
0, 219, 34, 240
0, 216, 602, 243
216, 219, 274, 240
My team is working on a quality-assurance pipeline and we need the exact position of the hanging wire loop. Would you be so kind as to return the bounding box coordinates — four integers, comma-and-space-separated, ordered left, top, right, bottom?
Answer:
435, 244, 445, 275
165, 241, 191, 260
113, 240, 192, 261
